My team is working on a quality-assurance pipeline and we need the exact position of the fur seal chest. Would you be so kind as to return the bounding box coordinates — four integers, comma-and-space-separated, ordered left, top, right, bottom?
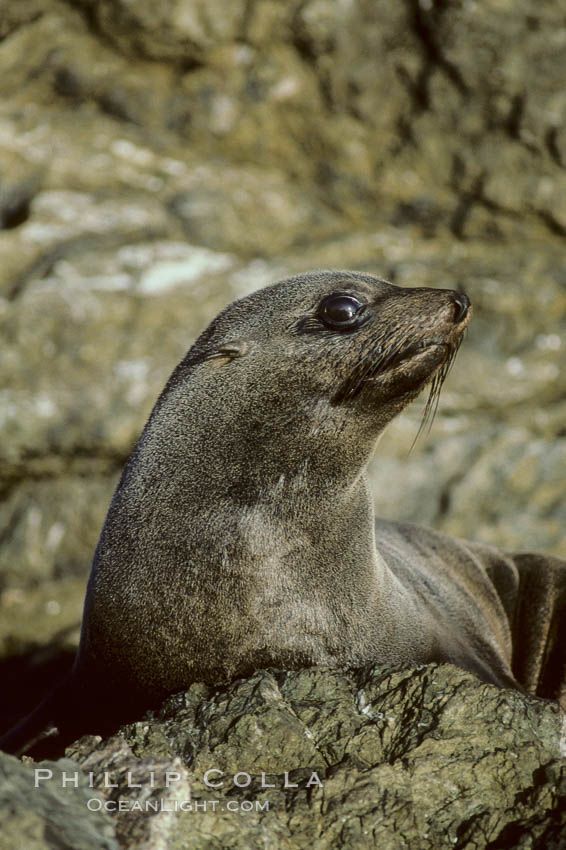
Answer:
3, 270, 566, 756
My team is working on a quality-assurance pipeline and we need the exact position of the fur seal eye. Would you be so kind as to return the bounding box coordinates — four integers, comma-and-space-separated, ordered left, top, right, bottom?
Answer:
318, 293, 367, 331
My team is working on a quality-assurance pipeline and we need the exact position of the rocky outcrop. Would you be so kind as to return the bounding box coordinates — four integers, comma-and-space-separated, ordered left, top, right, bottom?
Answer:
1, 665, 565, 849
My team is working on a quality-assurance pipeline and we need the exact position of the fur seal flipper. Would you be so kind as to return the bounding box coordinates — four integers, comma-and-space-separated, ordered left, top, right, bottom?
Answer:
2, 270, 565, 757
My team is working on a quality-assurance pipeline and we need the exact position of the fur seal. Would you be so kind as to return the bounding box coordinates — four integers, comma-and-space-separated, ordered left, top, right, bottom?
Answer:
2, 269, 566, 757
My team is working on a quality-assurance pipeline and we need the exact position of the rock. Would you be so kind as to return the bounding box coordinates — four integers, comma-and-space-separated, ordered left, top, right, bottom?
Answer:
4, 665, 557, 849
167, 163, 342, 255
73, 0, 248, 63
0, 751, 117, 850
68, 737, 192, 850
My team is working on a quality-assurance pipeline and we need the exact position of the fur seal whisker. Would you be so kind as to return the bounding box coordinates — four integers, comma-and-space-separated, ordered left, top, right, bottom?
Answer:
409, 339, 463, 451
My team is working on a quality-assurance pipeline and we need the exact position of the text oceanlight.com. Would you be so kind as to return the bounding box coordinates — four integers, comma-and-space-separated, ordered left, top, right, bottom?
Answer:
86, 798, 271, 813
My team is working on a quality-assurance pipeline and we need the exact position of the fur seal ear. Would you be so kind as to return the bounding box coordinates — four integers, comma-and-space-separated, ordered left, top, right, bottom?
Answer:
202, 339, 250, 365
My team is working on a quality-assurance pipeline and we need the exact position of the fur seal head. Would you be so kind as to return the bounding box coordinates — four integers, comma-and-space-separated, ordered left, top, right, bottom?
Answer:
147, 269, 470, 485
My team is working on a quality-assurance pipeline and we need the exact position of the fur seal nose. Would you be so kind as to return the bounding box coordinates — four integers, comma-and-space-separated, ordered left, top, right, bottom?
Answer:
451, 292, 470, 323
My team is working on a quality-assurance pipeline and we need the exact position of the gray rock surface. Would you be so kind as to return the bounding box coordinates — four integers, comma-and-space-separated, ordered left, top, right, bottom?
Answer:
1, 1, 566, 846
0, 752, 116, 850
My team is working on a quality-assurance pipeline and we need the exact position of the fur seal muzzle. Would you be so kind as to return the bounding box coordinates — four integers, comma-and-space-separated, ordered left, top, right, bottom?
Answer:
2, 269, 565, 757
